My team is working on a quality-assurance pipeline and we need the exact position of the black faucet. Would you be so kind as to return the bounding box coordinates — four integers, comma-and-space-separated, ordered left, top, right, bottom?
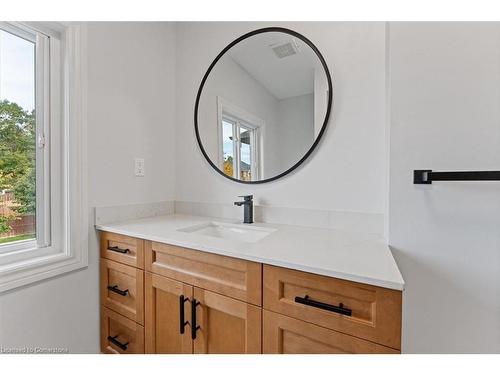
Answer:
234, 195, 254, 224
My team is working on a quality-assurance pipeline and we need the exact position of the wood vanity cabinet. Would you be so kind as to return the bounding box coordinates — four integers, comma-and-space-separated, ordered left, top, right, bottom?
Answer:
101, 307, 144, 354
144, 272, 261, 354
263, 310, 398, 354
144, 241, 262, 305
99, 231, 402, 354
191, 288, 261, 353
263, 265, 402, 350
144, 272, 192, 353
100, 232, 146, 353
144, 241, 262, 354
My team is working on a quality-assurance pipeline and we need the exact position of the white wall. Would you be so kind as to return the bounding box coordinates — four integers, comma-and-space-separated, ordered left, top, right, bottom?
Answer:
277, 93, 314, 169
0, 22, 177, 353
389, 22, 500, 353
176, 22, 387, 214
314, 66, 329, 137
87, 22, 176, 207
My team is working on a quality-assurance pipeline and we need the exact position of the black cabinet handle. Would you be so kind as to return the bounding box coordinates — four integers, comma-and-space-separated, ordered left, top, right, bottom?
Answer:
107, 335, 129, 351
107, 285, 129, 296
107, 246, 130, 254
179, 294, 190, 334
294, 295, 352, 316
191, 299, 201, 340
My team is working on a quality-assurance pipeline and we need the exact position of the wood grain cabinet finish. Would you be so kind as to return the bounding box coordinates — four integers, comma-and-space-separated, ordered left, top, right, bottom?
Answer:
144, 272, 261, 354
100, 259, 144, 324
193, 287, 261, 354
145, 241, 262, 306
101, 307, 144, 354
145, 272, 193, 354
100, 231, 402, 354
101, 232, 145, 269
100, 232, 146, 355
263, 265, 402, 350
263, 310, 399, 354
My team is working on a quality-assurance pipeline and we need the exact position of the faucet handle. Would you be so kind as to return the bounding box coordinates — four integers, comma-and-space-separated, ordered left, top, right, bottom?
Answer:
238, 195, 253, 201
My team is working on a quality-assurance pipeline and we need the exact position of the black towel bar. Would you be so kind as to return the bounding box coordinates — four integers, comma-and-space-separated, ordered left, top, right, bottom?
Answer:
414, 170, 500, 184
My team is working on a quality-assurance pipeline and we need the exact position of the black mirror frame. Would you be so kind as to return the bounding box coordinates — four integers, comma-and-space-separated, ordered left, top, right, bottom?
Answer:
194, 27, 333, 184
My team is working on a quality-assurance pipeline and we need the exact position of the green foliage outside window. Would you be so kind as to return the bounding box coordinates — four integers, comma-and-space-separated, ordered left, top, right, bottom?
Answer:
0, 100, 36, 235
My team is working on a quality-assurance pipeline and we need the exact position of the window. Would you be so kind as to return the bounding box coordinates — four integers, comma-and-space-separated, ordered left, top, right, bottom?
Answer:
217, 97, 262, 181
0, 24, 45, 250
0, 22, 87, 292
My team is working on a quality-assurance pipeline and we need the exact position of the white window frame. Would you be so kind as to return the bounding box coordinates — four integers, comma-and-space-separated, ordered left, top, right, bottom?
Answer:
217, 97, 263, 180
0, 22, 88, 293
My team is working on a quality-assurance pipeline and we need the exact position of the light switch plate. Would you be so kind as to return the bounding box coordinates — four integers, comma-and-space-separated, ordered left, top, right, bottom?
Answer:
134, 158, 145, 177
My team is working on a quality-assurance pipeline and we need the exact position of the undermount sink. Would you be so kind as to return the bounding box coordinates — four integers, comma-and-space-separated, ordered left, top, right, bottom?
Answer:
178, 221, 276, 243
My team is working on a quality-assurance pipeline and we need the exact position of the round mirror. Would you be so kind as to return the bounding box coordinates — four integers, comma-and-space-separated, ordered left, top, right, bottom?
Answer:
195, 27, 333, 184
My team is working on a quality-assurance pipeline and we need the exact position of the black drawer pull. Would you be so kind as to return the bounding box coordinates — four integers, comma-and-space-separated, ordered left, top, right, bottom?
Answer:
191, 299, 201, 340
107, 335, 129, 351
179, 294, 190, 334
107, 285, 129, 296
294, 295, 352, 316
107, 246, 130, 254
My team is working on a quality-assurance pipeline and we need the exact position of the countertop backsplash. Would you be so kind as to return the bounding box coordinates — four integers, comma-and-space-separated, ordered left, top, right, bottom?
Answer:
95, 200, 384, 236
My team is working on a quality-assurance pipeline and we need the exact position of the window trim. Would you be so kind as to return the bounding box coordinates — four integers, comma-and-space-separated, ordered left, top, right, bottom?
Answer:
217, 96, 263, 181
238, 122, 259, 181
0, 22, 88, 293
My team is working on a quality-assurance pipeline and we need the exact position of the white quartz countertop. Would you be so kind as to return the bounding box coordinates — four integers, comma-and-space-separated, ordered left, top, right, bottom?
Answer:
96, 214, 404, 291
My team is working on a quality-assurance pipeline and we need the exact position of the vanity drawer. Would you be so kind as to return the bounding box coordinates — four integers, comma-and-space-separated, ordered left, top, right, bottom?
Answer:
100, 259, 144, 324
263, 265, 402, 350
101, 307, 144, 354
100, 231, 144, 269
263, 310, 399, 354
145, 241, 262, 306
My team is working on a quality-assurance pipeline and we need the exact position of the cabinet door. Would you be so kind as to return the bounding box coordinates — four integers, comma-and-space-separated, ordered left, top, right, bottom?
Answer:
192, 288, 261, 354
145, 272, 193, 353
263, 310, 399, 354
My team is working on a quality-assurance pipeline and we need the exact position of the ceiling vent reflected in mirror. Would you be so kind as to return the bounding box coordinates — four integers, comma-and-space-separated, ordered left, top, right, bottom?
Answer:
271, 39, 300, 59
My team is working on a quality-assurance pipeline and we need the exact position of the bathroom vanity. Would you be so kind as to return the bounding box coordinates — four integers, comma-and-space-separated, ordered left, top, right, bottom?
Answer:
96, 27, 405, 355
97, 214, 404, 354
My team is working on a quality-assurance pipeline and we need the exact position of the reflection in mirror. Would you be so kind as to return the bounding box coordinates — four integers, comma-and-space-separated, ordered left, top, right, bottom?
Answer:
196, 29, 332, 183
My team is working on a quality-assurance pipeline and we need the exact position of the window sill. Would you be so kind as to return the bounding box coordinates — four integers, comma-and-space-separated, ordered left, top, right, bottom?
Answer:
0, 247, 88, 293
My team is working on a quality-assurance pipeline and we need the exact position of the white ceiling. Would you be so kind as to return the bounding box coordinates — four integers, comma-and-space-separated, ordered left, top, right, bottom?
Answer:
227, 32, 321, 100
